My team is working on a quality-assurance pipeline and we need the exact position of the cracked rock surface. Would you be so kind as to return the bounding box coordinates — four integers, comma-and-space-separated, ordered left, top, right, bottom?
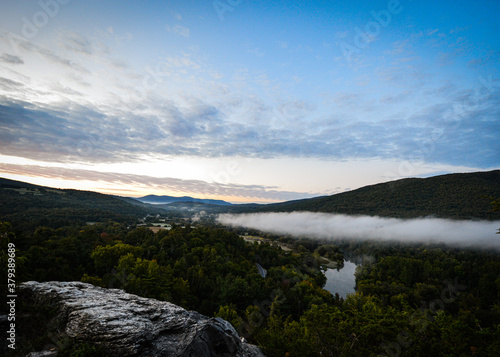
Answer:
19, 281, 265, 357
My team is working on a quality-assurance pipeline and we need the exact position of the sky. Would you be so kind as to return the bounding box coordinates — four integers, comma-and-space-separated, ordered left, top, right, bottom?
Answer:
0, 0, 498, 203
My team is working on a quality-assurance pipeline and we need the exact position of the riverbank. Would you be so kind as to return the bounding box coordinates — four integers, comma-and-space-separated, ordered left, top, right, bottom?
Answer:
241, 235, 343, 269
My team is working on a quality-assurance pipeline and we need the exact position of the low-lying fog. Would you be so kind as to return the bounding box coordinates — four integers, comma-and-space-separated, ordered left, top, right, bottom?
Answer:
217, 212, 500, 250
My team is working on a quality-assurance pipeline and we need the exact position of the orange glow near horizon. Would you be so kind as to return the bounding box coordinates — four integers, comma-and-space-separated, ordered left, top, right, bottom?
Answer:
0, 172, 280, 204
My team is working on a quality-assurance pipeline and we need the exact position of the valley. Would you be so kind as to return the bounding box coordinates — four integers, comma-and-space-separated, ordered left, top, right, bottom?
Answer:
1, 171, 500, 356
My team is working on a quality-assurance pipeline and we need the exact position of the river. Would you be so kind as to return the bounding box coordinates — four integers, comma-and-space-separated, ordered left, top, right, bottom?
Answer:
323, 260, 358, 298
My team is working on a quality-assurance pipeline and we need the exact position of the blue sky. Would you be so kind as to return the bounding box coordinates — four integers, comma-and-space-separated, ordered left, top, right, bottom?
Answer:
0, 0, 498, 203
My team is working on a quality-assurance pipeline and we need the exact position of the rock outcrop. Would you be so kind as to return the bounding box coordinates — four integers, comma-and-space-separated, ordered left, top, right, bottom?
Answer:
19, 281, 264, 357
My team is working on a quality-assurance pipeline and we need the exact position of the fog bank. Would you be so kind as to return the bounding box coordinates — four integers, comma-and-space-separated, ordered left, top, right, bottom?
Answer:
217, 212, 500, 249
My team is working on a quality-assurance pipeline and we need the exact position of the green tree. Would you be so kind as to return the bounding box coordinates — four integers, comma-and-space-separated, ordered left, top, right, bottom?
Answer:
90, 242, 143, 273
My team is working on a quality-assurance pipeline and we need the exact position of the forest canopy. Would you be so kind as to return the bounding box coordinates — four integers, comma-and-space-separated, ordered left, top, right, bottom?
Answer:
1, 172, 500, 356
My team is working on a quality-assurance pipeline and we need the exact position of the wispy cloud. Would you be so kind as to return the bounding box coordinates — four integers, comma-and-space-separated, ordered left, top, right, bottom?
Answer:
0, 53, 24, 64
0, 81, 498, 168
165, 24, 190, 38
0, 77, 24, 91
2, 31, 89, 73
59, 31, 95, 55
0, 163, 319, 202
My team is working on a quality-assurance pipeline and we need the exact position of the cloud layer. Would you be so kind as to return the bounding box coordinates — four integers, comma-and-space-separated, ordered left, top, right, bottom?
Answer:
0, 22, 499, 169
0, 90, 498, 167
218, 212, 500, 250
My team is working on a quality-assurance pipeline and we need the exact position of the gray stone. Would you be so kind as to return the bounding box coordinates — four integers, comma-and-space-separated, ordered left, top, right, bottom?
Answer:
25, 351, 58, 357
19, 281, 265, 357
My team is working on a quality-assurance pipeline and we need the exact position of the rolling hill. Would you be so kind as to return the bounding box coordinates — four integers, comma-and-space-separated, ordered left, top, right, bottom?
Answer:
253, 170, 500, 220
0, 178, 153, 229
1, 170, 499, 230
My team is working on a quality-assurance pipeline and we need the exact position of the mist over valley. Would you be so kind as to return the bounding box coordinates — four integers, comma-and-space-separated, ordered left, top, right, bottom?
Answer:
218, 212, 500, 250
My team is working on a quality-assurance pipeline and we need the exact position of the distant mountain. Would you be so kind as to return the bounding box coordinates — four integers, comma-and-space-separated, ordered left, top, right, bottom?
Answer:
153, 201, 232, 215
254, 170, 500, 220
135, 194, 232, 206
1, 170, 499, 230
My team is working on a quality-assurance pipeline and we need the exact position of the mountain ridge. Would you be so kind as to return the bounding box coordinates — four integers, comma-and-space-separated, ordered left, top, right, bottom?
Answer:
135, 194, 232, 206
251, 170, 500, 220
1, 170, 499, 226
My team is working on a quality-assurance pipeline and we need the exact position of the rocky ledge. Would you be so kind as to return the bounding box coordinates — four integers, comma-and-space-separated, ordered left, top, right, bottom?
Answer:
19, 281, 264, 357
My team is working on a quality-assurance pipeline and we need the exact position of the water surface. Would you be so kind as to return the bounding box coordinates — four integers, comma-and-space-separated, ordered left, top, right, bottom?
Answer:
323, 260, 358, 298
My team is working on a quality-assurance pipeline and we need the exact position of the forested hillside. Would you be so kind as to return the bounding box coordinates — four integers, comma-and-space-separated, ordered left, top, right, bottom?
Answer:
257, 170, 500, 219
3, 171, 500, 226
0, 178, 152, 231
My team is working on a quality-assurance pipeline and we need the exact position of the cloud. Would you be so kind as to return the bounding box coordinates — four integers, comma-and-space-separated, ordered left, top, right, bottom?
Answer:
0, 25, 498, 171
3, 32, 89, 73
59, 31, 95, 55
0, 83, 498, 169
162, 55, 200, 69
217, 212, 500, 250
97, 27, 133, 45
50, 83, 83, 96
0, 163, 319, 202
165, 24, 190, 38
0, 97, 197, 162
0, 77, 23, 91
0, 53, 23, 64
248, 48, 265, 58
